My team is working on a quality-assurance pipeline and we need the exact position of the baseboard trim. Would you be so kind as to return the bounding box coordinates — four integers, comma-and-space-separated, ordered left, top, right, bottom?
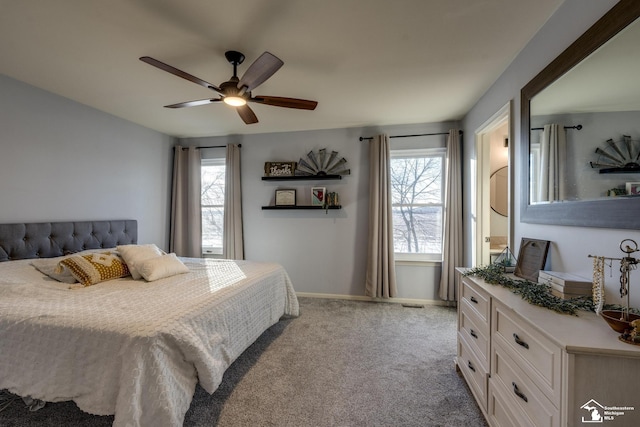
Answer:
296, 292, 456, 307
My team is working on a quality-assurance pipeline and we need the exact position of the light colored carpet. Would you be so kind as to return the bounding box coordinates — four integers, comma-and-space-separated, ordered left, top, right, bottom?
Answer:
0, 297, 487, 426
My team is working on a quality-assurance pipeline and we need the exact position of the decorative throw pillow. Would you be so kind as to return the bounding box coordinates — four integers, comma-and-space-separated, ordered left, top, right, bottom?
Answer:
57, 251, 130, 287
137, 253, 189, 282
31, 249, 113, 284
117, 244, 164, 280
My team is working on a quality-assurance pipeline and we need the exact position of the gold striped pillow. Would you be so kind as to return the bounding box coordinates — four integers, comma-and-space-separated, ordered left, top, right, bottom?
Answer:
57, 251, 130, 287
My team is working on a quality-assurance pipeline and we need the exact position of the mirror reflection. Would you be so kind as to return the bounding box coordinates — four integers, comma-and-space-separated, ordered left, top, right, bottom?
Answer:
490, 166, 508, 216
529, 17, 640, 204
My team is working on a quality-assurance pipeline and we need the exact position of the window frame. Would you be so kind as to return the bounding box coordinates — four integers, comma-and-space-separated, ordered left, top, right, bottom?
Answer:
201, 157, 226, 256
389, 148, 446, 263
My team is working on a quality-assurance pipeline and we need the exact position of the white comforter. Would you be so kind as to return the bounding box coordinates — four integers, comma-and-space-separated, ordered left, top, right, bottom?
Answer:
0, 257, 299, 426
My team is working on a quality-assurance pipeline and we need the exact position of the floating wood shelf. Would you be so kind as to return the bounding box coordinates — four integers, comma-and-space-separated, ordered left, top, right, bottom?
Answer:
261, 175, 343, 181
598, 167, 640, 174
261, 205, 342, 210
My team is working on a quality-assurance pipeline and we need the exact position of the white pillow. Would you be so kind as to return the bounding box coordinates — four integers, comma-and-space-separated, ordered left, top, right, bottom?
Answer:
117, 244, 164, 280
137, 253, 189, 282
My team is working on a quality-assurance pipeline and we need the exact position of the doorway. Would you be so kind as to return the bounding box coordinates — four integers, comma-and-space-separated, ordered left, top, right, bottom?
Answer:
473, 102, 512, 267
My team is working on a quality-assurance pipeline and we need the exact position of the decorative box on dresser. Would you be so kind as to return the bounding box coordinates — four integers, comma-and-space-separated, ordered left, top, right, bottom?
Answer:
456, 268, 640, 427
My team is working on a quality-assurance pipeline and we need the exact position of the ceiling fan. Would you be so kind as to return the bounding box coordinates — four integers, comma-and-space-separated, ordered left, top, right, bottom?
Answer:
140, 51, 318, 124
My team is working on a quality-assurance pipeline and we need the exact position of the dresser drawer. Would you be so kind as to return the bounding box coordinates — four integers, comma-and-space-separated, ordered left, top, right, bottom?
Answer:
460, 276, 490, 325
491, 339, 560, 427
457, 332, 488, 411
487, 380, 527, 427
492, 301, 561, 403
460, 299, 490, 369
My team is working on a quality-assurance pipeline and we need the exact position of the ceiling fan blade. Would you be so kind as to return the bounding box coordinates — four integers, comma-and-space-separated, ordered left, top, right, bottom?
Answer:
140, 56, 221, 93
237, 104, 259, 124
164, 98, 222, 109
252, 96, 318, 110
237, 52, 284, 92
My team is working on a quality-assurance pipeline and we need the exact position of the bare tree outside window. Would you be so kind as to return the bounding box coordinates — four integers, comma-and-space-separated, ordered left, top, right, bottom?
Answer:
201, 160, 225, 254
390, 152, 444, 255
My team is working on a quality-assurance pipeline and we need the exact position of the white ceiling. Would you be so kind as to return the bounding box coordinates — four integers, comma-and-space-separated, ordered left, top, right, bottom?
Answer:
0, 0, 564, 138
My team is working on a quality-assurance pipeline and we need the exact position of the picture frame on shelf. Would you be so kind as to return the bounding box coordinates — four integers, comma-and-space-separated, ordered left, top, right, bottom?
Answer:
275, 189, 296, 206
626, 182, 640, 196
311, 187, 326, 206
264, 162, 296, 177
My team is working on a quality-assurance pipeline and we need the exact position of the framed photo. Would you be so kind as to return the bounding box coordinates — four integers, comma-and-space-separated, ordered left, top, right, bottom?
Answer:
275, 189, 296, 206
514, 238, 550, 282
264, 162, 296, 177
311, 187, 326, 206
626, 182, 640, 196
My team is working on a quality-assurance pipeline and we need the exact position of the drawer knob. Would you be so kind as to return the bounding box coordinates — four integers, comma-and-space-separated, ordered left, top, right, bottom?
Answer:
470, 296, 478, 304
512, 382, 528, 402
513, 333, 529, 349
468, 360, 476, 372
470, 329, 478, 339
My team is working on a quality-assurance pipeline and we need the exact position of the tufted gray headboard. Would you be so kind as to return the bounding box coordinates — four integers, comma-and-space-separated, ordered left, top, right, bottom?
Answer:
0, 220, 137, 262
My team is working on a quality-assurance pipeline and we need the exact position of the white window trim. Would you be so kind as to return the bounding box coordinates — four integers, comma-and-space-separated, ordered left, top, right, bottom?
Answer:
202, 158, 225, 167
390, 147, 445, 263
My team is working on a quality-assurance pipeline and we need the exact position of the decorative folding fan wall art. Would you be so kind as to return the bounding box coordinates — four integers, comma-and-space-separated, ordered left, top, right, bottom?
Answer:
590, 135, 640, 174
296, 149, 350, 176
263, 149, 349, 177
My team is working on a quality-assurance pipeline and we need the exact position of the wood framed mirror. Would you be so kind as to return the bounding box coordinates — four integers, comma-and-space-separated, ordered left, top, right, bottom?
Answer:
520, 0, 640, 229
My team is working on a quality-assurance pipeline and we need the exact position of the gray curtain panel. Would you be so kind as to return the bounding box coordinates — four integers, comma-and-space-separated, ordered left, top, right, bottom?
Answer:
439, 130, 463, 301
537, 123, 566, 202
170, 145, 202, 257
223, 143, 244, 260
365, 134, 397, 298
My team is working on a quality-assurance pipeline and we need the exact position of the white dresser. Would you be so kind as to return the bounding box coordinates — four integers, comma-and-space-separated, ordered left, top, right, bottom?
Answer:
456, 270, 640, 427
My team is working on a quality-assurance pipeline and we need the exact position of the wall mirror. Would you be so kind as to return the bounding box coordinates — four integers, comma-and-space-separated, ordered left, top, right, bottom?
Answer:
490, 166, 508, 216
521, 0, 640, 229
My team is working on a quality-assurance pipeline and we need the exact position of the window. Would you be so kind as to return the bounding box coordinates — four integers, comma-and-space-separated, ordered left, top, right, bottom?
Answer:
201, 158, 225, 255
390, 148, 445, 261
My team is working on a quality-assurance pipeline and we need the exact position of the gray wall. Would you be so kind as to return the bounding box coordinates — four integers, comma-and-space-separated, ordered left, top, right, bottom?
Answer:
1, 68, 458, 302
9, 0, 633, 305
0, 74, 174, 248
182, 121, 458, 301
461, 0, 640, 308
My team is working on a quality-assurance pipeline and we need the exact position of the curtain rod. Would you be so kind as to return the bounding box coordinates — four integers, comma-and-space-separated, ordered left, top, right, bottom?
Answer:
359, 130, 463, 141
531, 125, 582, 131
177, 144, 242, 150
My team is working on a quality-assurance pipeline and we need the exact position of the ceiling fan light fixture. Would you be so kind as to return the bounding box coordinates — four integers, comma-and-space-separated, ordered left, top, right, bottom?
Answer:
223, 96, 247, 107
140, 51, 317, 124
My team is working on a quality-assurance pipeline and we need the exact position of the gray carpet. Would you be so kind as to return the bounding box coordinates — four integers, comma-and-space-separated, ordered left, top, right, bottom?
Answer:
0, 298, 488, 427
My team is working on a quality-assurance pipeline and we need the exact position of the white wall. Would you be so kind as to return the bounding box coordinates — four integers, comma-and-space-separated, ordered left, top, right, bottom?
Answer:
182, 121, 458, 301
462, 0, 640, 307
0, 74, 174, 248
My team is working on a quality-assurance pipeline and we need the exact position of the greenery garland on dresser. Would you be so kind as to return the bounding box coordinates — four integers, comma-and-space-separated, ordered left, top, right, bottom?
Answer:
463, 264, 638, 316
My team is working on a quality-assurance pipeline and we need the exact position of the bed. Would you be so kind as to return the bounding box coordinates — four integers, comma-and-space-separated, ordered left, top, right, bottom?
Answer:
0, 220, 299, 426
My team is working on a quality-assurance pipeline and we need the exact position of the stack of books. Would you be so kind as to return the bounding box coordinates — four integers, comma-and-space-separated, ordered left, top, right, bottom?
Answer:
538, 271, 592, 299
